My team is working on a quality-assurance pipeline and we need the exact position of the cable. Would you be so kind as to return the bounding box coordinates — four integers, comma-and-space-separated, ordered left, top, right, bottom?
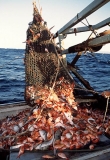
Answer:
103, 97, 109, 124
38, 0, 41, 13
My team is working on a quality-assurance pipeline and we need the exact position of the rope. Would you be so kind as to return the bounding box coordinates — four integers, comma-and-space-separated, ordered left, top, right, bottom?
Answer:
76, 13, 98, 54
55, 45, 74, 82
50, 48, 60, 90
37, 0, 41, 13
103, 97, 110, 125
76, 13, 99, 45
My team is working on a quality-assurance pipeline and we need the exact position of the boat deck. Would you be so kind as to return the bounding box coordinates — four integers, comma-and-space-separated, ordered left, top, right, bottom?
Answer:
9, 147, 110, 160
0, 102, 110, 160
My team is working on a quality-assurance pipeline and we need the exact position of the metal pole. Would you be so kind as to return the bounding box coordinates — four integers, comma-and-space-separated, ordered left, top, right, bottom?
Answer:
63, 17, 110, 35
54, 0, 110, 38
62, 33, 110, 54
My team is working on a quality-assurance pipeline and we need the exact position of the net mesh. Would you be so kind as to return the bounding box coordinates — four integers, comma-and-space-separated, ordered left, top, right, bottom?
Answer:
24, 2, 72, 105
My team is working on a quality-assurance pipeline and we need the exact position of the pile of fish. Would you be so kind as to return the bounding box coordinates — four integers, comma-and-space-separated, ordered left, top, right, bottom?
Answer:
0, 77, 110, 158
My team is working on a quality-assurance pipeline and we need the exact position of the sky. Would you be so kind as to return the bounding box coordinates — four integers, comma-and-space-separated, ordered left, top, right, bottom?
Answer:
0, 0, 110, 53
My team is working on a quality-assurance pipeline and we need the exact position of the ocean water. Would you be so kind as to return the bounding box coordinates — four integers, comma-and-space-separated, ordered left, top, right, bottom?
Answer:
0, 48, 110, 104
0, 49, 25, 104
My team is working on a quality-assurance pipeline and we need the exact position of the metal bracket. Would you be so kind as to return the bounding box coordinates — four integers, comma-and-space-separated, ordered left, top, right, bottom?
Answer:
58, 34, 67, 49
63, 17, 110, 34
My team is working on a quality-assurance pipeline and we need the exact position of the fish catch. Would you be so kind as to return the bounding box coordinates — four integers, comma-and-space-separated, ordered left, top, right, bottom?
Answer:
0, 77, 110, 159
1, 1, 110, 159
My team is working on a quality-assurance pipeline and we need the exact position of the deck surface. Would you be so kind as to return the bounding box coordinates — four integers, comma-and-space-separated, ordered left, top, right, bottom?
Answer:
0, 102, 30, 120
10, 147, 110, 160
1, 103, 110, 160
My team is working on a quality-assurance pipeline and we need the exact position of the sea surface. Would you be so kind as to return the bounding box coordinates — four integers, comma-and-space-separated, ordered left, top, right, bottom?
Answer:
0, 48, 110, 104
